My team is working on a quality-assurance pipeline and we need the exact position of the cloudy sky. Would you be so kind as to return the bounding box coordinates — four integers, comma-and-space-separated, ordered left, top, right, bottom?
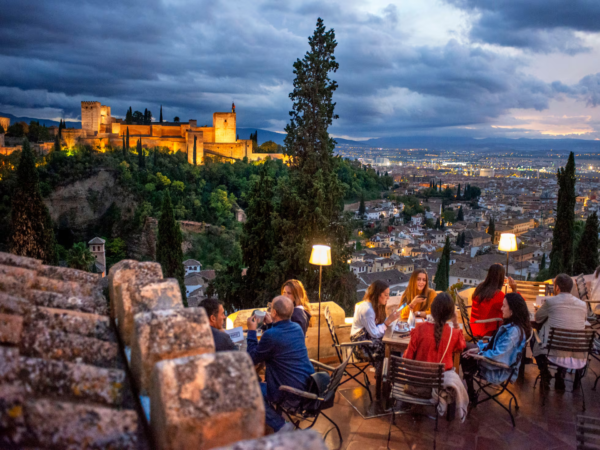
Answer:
2, 0, 600, 140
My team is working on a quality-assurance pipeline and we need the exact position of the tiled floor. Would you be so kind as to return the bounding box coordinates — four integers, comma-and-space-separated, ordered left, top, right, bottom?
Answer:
308, 358, 600, 450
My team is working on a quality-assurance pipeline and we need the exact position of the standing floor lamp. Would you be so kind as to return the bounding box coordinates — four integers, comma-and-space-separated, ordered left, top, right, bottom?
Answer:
310, 245, 332, 362
498, 233, 518, 293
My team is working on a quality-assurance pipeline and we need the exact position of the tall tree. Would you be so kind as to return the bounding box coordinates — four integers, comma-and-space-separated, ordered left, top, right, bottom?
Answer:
457, 206, 464, 221
10, 139, 57, 264
540, 253, 546, 270
126, 127, 130, 153
53, 134, 60, 152
549, 152, 576, 276
435, 237, 451, 291
125, 107, 133, 124
487, 216, 495, 243
156, 191, 186, 306
193, 136, 197, 166
456, 183, 461, 199
573, 212, 599, 275
137, 139, 145, 168
159, 105, 163, 123
358, 192, 366, 217
122, 134, 126, 159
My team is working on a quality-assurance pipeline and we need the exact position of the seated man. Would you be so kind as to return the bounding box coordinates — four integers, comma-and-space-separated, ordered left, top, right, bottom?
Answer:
247, 295, 314, 432
533, 273, 588, 390
201, 298, 237, 352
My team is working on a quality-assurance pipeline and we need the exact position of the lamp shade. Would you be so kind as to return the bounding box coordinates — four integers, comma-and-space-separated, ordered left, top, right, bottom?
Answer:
310, 245, 332, 266
498, 233, 518, 252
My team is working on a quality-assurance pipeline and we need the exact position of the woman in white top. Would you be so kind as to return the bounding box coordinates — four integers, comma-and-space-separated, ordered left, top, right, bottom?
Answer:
351, 280, 401, 363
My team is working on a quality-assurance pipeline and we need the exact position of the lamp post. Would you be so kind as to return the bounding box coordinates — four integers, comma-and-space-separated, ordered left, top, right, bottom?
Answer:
310, 245, 332, 362
498, 233, 518, 293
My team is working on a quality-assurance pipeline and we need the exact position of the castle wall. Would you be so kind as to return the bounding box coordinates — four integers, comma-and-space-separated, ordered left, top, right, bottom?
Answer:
100, 105, 111, 125
199, 126, 215, 142
81, 101, 102, 135
213, 113, 236, 143
62, 129, 87, 148
187, 130, 204, 165
119, 124, 152, 136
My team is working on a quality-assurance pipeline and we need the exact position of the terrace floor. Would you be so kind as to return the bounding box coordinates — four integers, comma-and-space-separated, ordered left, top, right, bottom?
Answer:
309, 357, 600, 450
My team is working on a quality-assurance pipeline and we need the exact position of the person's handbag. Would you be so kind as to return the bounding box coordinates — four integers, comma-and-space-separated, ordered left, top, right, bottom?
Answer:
404, 327, 453, 399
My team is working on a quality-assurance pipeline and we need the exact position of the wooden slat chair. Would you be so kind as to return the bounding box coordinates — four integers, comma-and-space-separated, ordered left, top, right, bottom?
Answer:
513, 280, 549, 302
382, 356, 445, 448
576, 415, 600, 450
577, 274, 600, 330
592, 334, 600, 391
277, 355, 350, 450
533, 327, 597, 411
453, 288, 501, 343
323, 306, 374, 401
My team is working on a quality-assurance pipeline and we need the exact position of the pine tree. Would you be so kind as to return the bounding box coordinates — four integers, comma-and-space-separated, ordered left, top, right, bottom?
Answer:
573, 212, 599, 275
10, 139, 57, 264
137, 139, 145, 168
549, 152, 576, 276
488, 216, 495, 243
456, 183, 461, 199
193, 136, 197, 166
156, 191, 186, 306
358, 192, 366, 217
159, 105, 163, 123
540, 253, 546, 270
457, 206, 464, 221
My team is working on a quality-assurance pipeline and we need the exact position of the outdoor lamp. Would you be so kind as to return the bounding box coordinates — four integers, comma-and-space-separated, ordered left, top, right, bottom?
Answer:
310, 245, 332, 362
498, 233, 518, 292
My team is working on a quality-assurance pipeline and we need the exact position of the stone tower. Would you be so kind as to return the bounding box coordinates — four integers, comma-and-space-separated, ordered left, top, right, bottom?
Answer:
88, 237, 106, 277
213, 112, 236, 143
81, 101, 102, 135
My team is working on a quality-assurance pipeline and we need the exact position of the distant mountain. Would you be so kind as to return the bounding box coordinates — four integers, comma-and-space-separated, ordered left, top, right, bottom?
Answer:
0, 112, 81, 129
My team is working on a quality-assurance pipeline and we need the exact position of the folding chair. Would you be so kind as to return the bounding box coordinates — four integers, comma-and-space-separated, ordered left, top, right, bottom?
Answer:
453, 288, 501, 343
276, 354, 350, 450
324, 306, 374, 401
533, 327, 596, 411
470, 352, 524, 427
382, 356, 445, 448
576, 415, 600, 450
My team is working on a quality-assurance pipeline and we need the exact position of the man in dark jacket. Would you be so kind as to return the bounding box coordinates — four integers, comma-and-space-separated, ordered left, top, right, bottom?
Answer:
201, 299, 237, 352
247, 295, 314, 432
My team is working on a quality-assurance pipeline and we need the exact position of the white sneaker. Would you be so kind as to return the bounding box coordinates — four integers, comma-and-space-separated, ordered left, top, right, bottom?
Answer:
279, 422, 296, 432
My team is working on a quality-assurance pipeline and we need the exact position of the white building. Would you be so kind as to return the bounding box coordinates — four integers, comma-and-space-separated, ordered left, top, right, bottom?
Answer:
183, 259, 202, 276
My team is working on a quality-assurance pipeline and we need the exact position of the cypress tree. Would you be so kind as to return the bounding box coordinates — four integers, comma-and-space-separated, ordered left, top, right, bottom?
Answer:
573, 212, 599, 275
457, 183, 461, 199
435, 236, 451, 291
358, 192, 366, 217
125, 107, 133, 124
457, 206, 464, 221
156, 191, 186, 306
122, 134, 126, 159
159, 105, 163, 123
540, 253, 546, 270
126, 127, 130, 153
53, 134, 60, 152
137, 139, 145, 168
488, 216, 495, 243
10, 139, 57, 264
440, 218, 445, 230
549, 152, 576, 276
193, 136, 197, 166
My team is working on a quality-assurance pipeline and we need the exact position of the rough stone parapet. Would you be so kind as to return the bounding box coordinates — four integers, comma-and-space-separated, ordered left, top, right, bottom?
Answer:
0, 292, 32, 315
0, 348, 128, 407
150, 351, 264, 450
0, 253, 41, 271
0, 313, 23, 345
25, 289, 108, 315
213, 430, 328, 450
20, 326, 122, 369
131, 307, 214, 394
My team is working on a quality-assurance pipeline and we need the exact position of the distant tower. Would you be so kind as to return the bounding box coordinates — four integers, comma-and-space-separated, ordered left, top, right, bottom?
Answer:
88, 237, 106, 277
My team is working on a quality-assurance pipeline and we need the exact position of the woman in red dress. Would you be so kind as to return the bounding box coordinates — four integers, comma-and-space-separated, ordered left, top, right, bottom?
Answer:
470, 263, 517, 338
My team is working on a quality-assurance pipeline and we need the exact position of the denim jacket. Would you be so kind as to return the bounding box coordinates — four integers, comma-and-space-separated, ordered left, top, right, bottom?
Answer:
476, 323, 526, 384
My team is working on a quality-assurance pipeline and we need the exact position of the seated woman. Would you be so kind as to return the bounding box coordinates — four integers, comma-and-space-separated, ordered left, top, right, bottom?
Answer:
404, 293, 468, 419
263, 279, 312, 336
399, 269, 436, 321
461, 293, 532, 403
470, 263, 517, 338
351, 280, 400, 365
404, 292, 466, 371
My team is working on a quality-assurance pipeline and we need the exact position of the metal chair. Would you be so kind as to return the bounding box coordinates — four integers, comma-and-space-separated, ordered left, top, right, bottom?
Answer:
577, 273, 600, 330
453, 288, 501, 343
324, 306, 374, 401
382, 356, 445, 447
533, 327, 596, 411
576, 415, 600, 450
469, 350, 525, 427
277, 355, 350, 450
591, 334, 600, 391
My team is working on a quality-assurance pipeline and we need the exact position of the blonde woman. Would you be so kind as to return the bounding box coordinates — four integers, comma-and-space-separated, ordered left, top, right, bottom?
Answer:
399, 269, 436, 321
264, 279, 312, 335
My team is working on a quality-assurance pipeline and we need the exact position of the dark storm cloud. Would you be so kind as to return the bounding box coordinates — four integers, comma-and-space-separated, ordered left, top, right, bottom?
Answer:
447, 0, 600, 54
0, 0, 598, 137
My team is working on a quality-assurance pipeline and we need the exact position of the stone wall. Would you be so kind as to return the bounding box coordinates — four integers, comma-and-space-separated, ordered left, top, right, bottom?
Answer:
213, 112, 236, 143
81, 101, 102, 134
